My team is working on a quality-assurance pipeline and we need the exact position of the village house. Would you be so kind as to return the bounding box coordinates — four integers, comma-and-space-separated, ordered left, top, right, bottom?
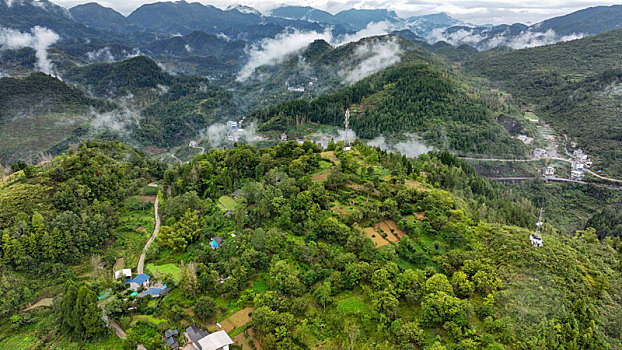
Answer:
138, 283, 169, 298
164, 329, 179, 349
114, 268, 131, 280
126, 273, 150, 292
544, 166, 555, 177
185, 326, 234, 350
533, 148, 547, 158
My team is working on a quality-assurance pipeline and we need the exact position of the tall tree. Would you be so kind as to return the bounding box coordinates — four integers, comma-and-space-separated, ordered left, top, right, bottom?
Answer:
81, 287, 103, 339
60, 280, 78, 333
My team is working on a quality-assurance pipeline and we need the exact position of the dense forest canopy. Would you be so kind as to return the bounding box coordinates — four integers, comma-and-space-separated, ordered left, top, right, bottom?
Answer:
252, 64, 527, 158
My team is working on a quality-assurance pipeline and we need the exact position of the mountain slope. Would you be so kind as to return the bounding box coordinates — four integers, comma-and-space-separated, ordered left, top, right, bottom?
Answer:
64, 56, 238, 147
433, 4, 622, 51
2, 141, 621, 349
536, 5, 622, 36
0, 72, 103, 165
270, 5, 337, 24
0, 0, 113, 39
467, 28, 622, 99
466, 28, 622, 176
252, 63, 527, 158
69, 2, 139, 33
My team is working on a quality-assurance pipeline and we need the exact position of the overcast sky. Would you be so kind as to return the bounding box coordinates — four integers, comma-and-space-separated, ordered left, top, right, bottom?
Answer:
54, 0, 622, 25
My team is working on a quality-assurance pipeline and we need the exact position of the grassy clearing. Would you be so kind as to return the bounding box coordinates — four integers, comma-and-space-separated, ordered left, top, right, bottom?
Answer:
146, 263, 182, 282
130, 314, 169, 327
251, 281, 268, 293
318, 160, 332, 169
336, 296, 370, 314
218, 195, 236, 211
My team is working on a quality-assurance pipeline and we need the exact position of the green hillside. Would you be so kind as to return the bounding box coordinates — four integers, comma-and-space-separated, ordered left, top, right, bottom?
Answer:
466, 29, 622, 176
252, 63, 528, 158
1, 141, 620, 349
0, 73, 106, 165
466, 29, 622, 102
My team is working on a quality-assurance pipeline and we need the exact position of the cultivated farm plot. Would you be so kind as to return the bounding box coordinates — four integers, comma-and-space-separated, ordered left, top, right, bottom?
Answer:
524, 112, 539, 123
363, 220, 407, 247
218, 307, 254, 333
363, 227, 390, 247
404, 179, 430, 192
320, 151, 339, 165
312, 169, 330, 182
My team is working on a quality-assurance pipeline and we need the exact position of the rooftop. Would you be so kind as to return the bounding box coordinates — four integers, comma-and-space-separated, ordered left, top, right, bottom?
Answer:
128, 273, 150, 285
186, 325, 209, 346
197, 330, 234, 350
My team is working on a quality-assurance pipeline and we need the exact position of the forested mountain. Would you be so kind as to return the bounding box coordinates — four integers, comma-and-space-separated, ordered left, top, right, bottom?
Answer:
0, 0, 115, 39
0, 73, 106, 165
146, 30, 246, 61
536, 5, 622, 36
63, 56, 239, 147
466, 29, 622, 176
68, 2, 139, 33
1, 140, 621, 349
252, 63, 527, 158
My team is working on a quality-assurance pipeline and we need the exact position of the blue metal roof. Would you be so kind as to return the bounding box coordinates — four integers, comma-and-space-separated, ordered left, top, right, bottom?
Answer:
129, 273, 150, 285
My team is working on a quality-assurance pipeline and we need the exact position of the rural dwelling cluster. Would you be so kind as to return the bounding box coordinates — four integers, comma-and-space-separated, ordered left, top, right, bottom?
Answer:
570, 148, 593, 180
114, 269, 170, 298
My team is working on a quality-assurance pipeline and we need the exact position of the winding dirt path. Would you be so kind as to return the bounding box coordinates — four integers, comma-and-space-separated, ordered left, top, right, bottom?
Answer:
137, 195, 160, 275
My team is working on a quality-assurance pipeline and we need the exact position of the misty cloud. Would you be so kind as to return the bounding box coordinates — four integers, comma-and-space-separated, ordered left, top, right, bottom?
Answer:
236, 21, 395, 82
367, 133, 433, 158
0, 26, 59, 75
89, 107, 140, 133
86, 46, 115, 62
488, 29, 584, 50
428, 27, 585, 50
333, 21, 394, 45
236, 29, 332, 81
340, 37, 403, 84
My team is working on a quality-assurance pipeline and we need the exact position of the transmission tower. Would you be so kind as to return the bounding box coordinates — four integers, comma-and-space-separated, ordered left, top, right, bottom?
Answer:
344, 109, 351, 148
530, 207, 544, 247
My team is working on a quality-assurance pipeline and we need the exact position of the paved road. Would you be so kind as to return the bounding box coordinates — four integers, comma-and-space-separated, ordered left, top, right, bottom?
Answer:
490, 176, 622, 190
137, 195, 160, 275
190, 145, 205, 155
110, 322, 126, 339
458, 157, 542, 162
461, 155, 622, 184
